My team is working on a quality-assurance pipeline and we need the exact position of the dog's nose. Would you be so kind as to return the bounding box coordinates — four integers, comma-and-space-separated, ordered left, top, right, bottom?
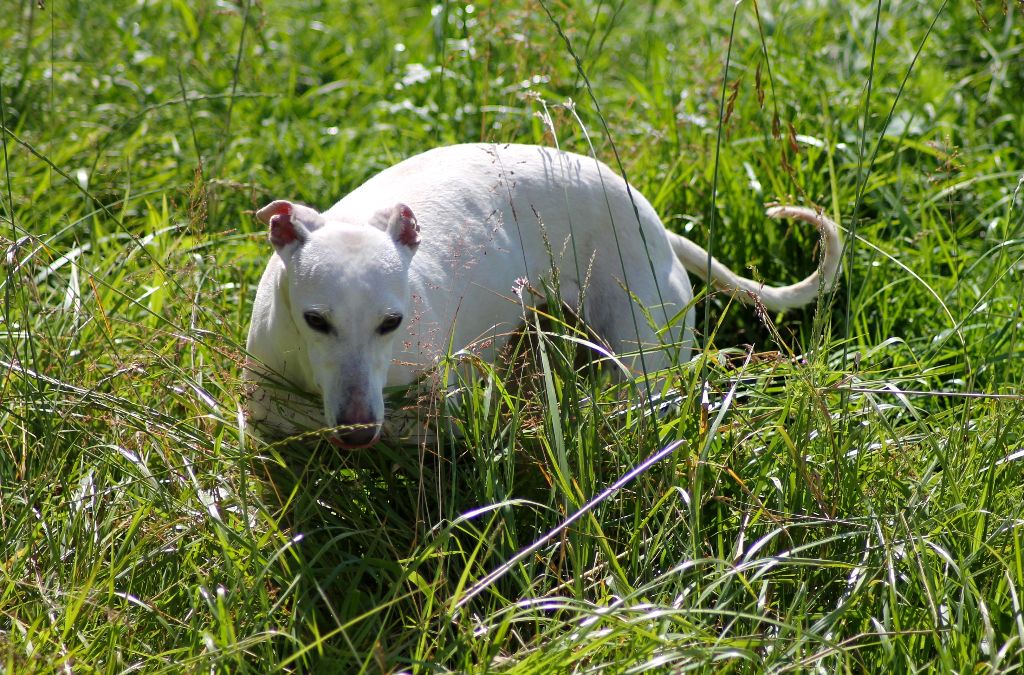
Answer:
331, 395, 385, 448
331, 398, 380, 448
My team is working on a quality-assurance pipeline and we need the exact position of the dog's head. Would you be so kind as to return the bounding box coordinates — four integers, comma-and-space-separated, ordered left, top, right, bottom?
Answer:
256, 199, 420, 449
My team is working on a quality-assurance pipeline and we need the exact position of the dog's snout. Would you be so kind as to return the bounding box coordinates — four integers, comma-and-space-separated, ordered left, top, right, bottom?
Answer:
330, 398, 381, 449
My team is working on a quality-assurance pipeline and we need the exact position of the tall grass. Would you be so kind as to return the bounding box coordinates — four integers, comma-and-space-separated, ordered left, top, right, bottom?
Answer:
2, 0, 1023, 671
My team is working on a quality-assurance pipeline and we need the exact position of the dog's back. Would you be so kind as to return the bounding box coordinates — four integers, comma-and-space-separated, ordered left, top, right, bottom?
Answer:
323, 143, 694, 377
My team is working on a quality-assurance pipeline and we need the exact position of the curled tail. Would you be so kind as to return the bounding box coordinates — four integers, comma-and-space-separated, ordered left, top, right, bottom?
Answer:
668, 205, 843, 311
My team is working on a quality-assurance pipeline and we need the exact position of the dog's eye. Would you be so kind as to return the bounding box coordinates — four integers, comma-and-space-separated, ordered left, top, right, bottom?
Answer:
303, 311, 331, 334
377, 313, 403, 335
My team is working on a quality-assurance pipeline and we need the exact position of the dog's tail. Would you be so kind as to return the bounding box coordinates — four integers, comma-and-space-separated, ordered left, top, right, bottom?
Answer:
667, 205, 843, 311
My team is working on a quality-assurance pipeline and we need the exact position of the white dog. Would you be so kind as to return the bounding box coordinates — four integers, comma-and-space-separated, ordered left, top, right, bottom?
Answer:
245, 143, 841, 448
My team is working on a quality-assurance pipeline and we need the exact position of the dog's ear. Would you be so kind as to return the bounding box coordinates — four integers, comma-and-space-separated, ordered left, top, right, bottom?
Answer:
256, 200, 325, 259
385, 203, 420, 251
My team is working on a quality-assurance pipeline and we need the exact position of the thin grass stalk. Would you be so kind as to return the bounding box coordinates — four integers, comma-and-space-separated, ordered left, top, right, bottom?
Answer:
1, 80, 14, 231
214, 0, 252, 176
177, 67, 204, 182
533, 97, 603, 456
703, 0, 740, 378
538, 0, 667, 419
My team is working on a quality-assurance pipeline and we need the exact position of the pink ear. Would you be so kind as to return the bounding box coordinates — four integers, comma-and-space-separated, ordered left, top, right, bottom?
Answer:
256, 200, 292, 225
257, 200, 313, 255
388, 203, 420, 249
269, 213, 307, 250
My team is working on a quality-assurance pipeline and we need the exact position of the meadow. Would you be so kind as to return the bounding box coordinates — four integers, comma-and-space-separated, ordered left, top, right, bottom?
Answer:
2, 0, 1023, 671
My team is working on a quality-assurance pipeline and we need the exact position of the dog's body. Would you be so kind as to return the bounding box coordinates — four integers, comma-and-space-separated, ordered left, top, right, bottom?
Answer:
245, 143, 841, 448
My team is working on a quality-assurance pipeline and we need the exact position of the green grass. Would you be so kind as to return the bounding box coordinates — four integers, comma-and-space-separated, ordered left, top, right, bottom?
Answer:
2, 0, 1024, 671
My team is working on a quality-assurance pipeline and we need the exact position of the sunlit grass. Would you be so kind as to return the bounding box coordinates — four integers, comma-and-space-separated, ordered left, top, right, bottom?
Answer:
2, 0, 1023, 671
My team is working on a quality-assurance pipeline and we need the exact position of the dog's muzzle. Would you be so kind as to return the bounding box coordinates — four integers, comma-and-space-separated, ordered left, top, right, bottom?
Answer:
329, 395, 381, 449
328, 423, 381, 450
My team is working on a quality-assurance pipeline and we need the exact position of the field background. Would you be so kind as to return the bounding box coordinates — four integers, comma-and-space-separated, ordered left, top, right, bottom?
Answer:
3, 0, 1024, 672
